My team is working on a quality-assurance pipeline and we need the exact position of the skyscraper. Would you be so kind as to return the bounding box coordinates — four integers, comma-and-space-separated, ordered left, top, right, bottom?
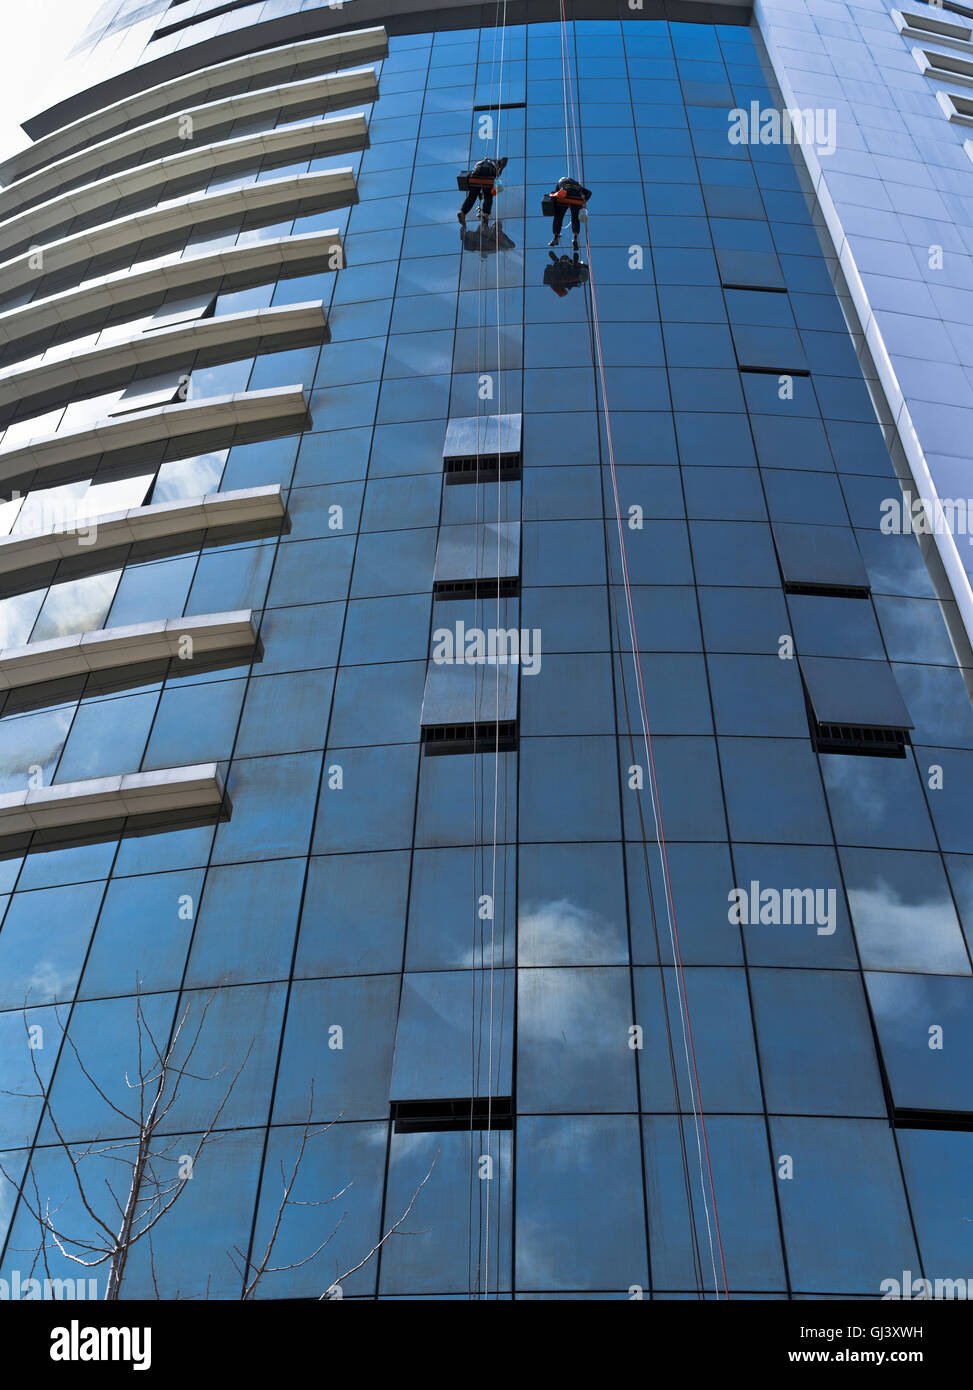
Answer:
0, 0, 971, 1301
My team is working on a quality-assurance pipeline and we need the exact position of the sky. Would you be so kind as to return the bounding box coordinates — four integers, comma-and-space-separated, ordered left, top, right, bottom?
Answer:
0, 1, 101, 162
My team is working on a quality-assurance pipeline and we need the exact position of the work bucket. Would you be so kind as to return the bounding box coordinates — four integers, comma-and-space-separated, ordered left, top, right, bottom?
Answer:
459, 171, 495, 190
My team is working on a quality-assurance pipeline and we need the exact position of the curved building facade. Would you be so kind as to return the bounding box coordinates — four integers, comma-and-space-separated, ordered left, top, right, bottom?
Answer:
0, 0, 972, 1300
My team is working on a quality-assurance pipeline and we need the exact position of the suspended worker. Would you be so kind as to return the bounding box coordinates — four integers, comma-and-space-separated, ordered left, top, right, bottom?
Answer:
546, 175, 592, 250
458, 156, 508, 225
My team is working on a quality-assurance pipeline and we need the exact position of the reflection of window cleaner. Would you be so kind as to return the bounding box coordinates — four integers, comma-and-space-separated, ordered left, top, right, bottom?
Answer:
544, 251, 589, 297
542, 176, 592, 250
458, 157, 508, 224
461, 221, 515, 258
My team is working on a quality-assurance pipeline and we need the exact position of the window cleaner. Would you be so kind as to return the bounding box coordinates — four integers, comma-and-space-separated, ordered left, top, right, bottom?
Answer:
457, 156, 508, 225
542, 176, 592, 250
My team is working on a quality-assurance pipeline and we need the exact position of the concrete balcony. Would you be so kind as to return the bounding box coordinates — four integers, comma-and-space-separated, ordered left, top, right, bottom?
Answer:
0, 167, 356, 299
4, 26, 387, 179
0, 762, 226, 836
0, 112, 368, 255
0, 386, 308, 489
0, 609, 257, 690
0, 229, 343, 353
0, 69, 374, 219
0, 486, 287, 577
0, 302, 326, 415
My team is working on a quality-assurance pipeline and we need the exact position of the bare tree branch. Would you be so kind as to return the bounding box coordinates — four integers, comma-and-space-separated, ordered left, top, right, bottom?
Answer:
319, 1154, 440, 1300
5, 988, 442, 1301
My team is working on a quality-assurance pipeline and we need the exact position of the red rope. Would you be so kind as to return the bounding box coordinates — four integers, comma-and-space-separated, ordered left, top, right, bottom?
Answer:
558, 0, 730, 1299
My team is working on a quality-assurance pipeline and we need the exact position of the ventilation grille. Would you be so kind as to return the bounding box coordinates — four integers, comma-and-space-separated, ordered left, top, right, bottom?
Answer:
443, 454, 522, 482
784, 580, 870, 599
433, 577, 519, 601
740, 365, 811, 377
392, 1097, 514, 1133
719, 282, 788, 294
813, 721, 910, 757
893, 1106, 973, 1132
421, 720, 517, 755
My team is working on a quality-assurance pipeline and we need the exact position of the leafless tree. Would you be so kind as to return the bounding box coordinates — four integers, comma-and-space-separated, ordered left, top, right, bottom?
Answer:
0, 990, 436, 1300
231, 1102, 437, 1301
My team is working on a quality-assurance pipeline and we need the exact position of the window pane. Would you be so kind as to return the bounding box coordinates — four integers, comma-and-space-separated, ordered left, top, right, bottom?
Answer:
643, 1115, 785, 1293
866, 971, 973, 1116
390, 969, 513, 1100
516, 1115, 648, 1292
770, 1117, 917, 1295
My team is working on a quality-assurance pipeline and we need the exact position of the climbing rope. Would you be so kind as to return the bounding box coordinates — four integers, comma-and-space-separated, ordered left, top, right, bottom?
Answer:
557, 0, 730, 1299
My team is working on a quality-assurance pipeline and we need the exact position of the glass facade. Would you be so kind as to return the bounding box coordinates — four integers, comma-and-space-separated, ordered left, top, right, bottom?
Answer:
1, 0, 972, 1302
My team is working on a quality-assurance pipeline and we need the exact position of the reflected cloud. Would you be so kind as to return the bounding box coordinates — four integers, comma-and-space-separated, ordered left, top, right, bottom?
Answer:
0, 711, 72, 795
151, 450, 227, 503
0, 590, 46, 648
516, 961, 627, 1058
848, 882, 968, 973
26, 959, 77, 1004
519, 896, 624, 965
865, 969, 929, 1045
33, 570, 120, 640
822, 754, 890, 824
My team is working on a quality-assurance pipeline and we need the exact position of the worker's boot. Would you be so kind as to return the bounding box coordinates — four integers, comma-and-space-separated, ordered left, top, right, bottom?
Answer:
549, 235, 560, 247
572, 234, 579, 250
457, 211, 466, 225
